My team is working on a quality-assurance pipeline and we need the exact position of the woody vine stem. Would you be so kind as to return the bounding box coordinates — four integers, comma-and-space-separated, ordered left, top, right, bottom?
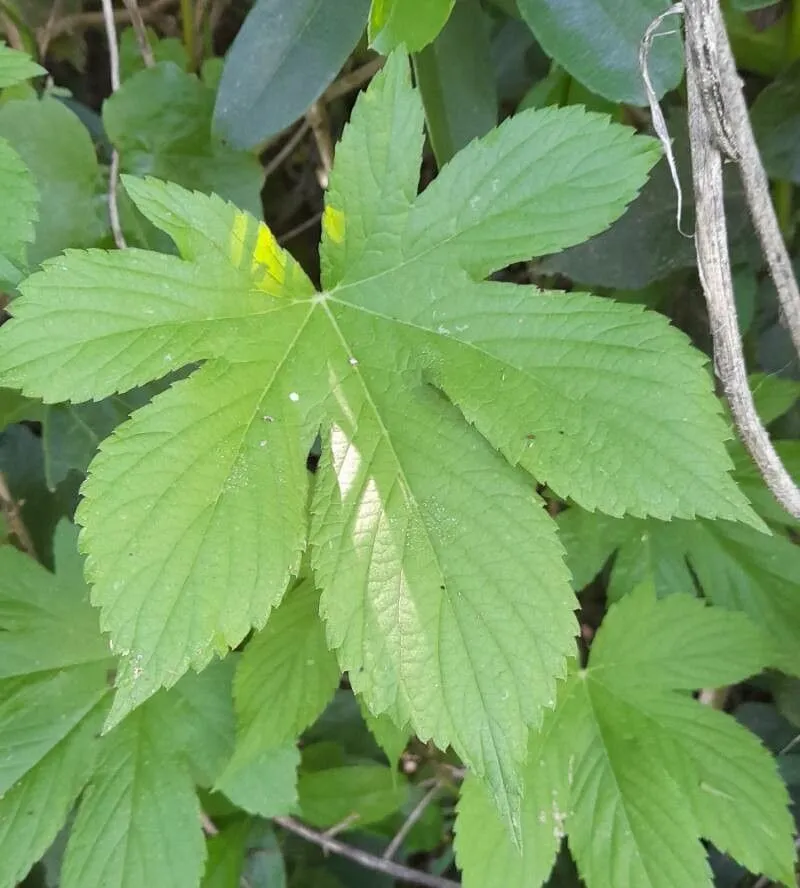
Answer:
642, 0, 800, 519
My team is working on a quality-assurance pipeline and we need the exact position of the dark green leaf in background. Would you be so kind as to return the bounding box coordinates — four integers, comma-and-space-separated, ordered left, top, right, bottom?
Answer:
214, 0, 371, 150
751, 60, 800, 184
517, 0, 684, 105
558, 507, 800, 676
538, 114, 756, 288
105, 63, 264, 220
42, 382, 167, 489
0, 97, 108, 265
413, 0, 498, 166
119, 27, 188, 81
298, 765, 408, 829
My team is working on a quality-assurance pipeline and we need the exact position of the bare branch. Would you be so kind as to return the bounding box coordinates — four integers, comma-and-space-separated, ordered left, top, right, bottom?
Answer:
273, 816, 459, 888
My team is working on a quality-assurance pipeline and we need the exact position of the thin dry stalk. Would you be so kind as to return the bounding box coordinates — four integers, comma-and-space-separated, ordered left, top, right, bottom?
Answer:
0, 471, 36, 557
121, 0, 155, 66
274, 816, 459, 888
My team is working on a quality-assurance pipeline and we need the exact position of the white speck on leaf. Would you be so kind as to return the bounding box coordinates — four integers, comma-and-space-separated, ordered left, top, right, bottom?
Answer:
289, 392, 300, 402
263, 415, 274, 422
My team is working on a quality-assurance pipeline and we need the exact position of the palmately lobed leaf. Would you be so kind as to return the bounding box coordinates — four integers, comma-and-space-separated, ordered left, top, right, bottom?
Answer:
0, 50, 762, 836
455, 589, 797, 887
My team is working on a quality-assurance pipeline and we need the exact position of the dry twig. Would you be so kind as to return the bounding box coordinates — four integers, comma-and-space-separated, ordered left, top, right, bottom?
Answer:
383, 782, 443, 861
263, 119, 311, 180
100, 0, 127, 249
0, 471, 36, 557
306, 100, 334, 189
273, 816, 459, 888
324, 56, 385, 102
121, 0, 155, 67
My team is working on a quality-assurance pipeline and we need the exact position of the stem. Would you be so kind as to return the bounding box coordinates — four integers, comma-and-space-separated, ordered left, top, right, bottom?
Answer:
179, 0, 195, 67
789, 0, 800, 62
773, 0, 800, 241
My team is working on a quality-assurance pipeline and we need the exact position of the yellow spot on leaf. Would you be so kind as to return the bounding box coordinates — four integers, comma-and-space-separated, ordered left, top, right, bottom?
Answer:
229, 211, 287, 296
323, 205, 345, 244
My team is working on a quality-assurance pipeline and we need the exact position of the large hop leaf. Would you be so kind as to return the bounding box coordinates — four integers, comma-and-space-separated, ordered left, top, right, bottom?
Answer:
0, 51, 757, 833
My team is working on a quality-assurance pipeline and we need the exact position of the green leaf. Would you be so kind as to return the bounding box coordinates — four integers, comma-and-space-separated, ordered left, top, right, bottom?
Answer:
749, 372, 800, 426
517, 0, 684, 105
455, 695, 576, 888
0, 137, 37, 273
0, 50, 758, 838
216, 577, 340, 815
320, 51, 426, 288
538, 113, 756, 289
0, 522, 111, 888
412, 0, 497, 166
201, 820, 251, 888
42, 384, 164, 489
241, 822, 287, 888
729, 440, 800, 529
456, 590, 796, 887
558, 507, 800, 676
214, 0, 371, 149
0, 43, 45, 87
0, 97, 108, 265
218, 746, 301, 819
104, 62, 264, 219
403, 104, 662, 278
61, 693, 206, 888
119, 28, 188, 81
358, 699, 411, 768
0, 387, 41, 432
201, 819, 287, 888
164, 660, 237, 787
370, 0, 455, 54
298, 764, 408, 828
751, 60, 800, 184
